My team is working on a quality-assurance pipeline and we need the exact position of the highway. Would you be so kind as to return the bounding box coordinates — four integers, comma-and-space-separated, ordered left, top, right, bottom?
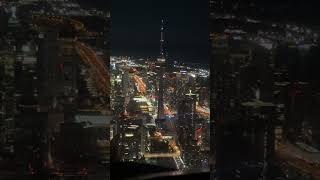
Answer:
173, 156, 186, 170
32, 15, 88, 34
75, 41, 110, 97
32, 15, 110, 96
196, 105, 210, 118
132, 74, 147, 94
164, 104, 174, 116
132, 74, 176, 117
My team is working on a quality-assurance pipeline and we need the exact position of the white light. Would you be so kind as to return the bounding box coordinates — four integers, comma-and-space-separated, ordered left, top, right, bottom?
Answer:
125, 133, 134, 137
189, 73, 196, 78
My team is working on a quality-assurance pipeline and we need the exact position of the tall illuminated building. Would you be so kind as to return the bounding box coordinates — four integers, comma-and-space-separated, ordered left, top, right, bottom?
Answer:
176, 90, 201, 168
122, 68, 130, 98
177, 90, 197, 130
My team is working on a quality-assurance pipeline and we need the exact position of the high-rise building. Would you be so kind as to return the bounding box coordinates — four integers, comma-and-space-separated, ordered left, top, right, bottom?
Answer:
177, 90, 197, 143
38, 30, 62, 111
122, 69, 130, 97
176, 90, 202, 168
117, 117, 143, 161
0, 6, 8, 35
210, 32, 230, 171
240, 100, 276, 175
211, 29, 276, 178
286, 82, 310, 141
59, 41, 79, 96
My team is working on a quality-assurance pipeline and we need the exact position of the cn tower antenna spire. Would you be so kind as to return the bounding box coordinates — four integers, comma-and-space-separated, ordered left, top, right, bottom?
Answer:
160, 19, 165, 58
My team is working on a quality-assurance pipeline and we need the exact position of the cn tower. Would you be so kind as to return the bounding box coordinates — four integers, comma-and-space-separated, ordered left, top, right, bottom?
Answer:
157, 19, 165, 119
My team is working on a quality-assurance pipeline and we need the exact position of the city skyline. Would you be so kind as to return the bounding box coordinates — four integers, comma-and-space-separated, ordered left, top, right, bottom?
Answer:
110, 3, 210, 172
1, 0, 320, 180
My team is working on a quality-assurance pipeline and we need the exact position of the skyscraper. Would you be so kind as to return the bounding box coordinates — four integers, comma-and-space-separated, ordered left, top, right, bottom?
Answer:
210, 22, 276, 177
38, 30, 61, 111
122, 69, 130, 97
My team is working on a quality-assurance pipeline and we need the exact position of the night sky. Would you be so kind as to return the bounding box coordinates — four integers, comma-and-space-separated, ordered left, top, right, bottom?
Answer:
110, 0, 209, 63
77, 0, 320, 64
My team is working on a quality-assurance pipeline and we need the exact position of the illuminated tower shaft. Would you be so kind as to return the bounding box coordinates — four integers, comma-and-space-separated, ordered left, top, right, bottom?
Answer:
158, 68, 164, 119
160, 19, 165, 58
157, 20, 165, 119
